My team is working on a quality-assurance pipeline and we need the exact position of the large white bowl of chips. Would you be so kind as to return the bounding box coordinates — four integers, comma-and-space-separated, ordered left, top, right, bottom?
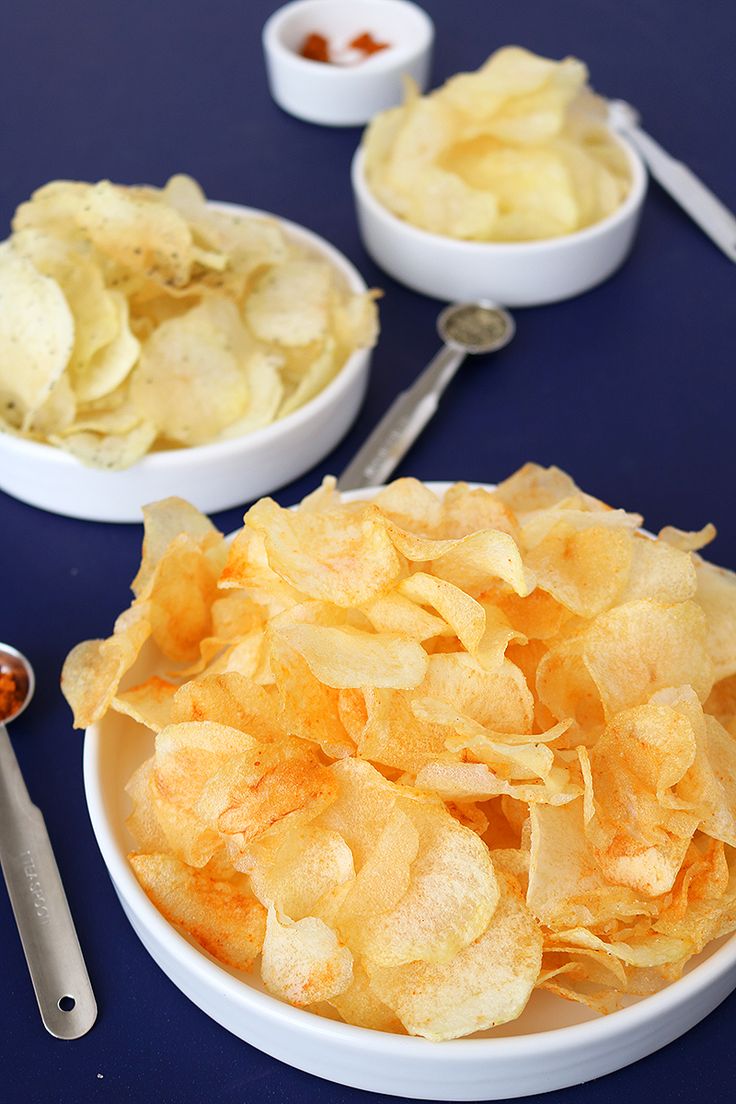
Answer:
82, 483, 736, 1101
0, 205, 372, 522
352, 140, 647, 306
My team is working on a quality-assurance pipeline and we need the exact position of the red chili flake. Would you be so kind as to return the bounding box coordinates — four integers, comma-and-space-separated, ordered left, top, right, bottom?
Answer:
349, 32, 389, 56
299, 32, 330, 63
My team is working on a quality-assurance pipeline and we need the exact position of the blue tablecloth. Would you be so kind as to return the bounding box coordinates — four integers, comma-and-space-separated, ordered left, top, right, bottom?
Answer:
2, 2, 734, 1101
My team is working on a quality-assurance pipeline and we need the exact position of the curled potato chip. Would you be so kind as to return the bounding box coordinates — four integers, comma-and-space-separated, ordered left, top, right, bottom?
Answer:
586, 704, 700, 896
61, 602, 151, 728
695, 560, 736, 680
196, 738, 337, 844
527, 800, 649, 929
113, 676, 177, 732
130, 852, 265, 971
248, 825, 354, 918
398, 572, 486, 652
354, 802, 499, 967
245, 259, 333, 346
367, 873, 541, 1040
276, 622, 428, 690
125, 757, 170, 853
0, 250, 74, 426
262, 907, 353, 1006
244, 496, 403, 608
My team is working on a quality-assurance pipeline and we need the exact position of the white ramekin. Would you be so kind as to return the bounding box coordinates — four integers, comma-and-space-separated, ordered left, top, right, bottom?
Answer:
352, 141, 648, 306
262, 0, 434, 126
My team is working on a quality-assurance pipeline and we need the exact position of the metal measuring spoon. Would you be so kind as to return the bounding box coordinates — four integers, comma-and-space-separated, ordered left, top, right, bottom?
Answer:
337, 301, 515, 491
0, 644, 96, 1039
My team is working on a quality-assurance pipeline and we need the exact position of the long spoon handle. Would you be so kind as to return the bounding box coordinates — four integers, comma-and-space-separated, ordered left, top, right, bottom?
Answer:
627, 124, 736, 263
0, 724, 96, 1038
337, 344, 465, 491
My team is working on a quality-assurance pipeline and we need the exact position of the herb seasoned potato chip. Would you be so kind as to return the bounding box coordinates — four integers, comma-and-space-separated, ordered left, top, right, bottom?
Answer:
2, 174, 378, 465
65, 464, 736, 1038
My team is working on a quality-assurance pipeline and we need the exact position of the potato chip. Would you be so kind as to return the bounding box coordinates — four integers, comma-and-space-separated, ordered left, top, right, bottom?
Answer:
130, 852, 265, 971
524, 522, 632, 617
248, 825, 354, 919
0, 250, 74, 427
367, 873, 541, 1040
125, 757, 170, 853
113, 676, 177, 732
328, 962, 404, 1033
586, 704, 700, 895
694, 560, 736, 680
245, 259, 333, 346
196, 738, 337, 845
61, 603, 151, 728
398, 572, 486, 652
261, 907, 353, 1006
276, 622, 428, 690
130, 299, 250, 445
244, 495, 403, 608
353, 802, 499, 967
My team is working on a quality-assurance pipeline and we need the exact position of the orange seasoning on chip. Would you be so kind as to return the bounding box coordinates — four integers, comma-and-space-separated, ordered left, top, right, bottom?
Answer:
350, 32, 389, 57
299, 32, 330, 63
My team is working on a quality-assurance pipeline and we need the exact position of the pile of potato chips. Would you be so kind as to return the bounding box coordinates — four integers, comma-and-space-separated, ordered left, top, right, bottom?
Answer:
62, 464, 736, 1039
363, 47, 631, 241
0, 175, 377, 468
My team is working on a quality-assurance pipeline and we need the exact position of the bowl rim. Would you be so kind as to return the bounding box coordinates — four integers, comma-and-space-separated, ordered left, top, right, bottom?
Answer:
262, 0, 435, 76
0, 199, 371, 471
82, 479, 736, 1057
352, 133, 648, 254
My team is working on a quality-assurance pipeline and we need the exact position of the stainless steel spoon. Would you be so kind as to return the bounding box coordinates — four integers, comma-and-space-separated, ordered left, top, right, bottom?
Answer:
337, 301, 515, 491
0, 644, 96, 1039
609, 99, 736, 263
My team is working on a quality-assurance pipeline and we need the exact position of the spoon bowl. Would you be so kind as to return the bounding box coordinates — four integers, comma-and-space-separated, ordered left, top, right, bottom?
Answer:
0, 644, 35, 725
338, 300, 515, 491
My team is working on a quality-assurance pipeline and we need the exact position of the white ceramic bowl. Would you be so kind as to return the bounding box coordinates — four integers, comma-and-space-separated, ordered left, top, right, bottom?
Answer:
352, 141, 648, 306
262, 0, 434, 126
83, 483, 736, 1101
0, 203, 371, 523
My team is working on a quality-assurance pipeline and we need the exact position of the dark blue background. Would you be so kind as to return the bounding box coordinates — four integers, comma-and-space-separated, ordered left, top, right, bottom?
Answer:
1, 1, 734, 1101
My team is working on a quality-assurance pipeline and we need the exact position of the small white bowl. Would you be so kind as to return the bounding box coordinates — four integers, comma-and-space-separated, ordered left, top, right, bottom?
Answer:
82, 484, 736, 1101
352, 141, 648, 306
0, 203, 372, 523
262, 0, 434, 126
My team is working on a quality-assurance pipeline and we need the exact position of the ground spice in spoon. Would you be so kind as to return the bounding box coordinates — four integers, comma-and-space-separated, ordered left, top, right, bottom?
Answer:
0, 660, 28, 722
